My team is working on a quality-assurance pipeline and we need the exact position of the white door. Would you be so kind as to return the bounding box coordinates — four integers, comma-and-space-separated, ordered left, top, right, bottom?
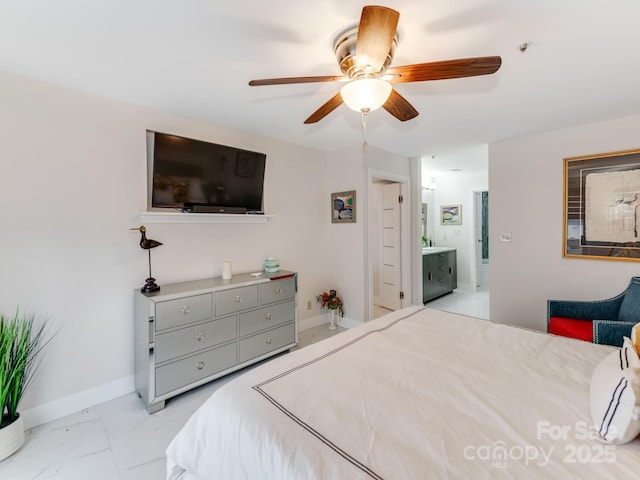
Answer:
474, 191, 483, 288
380, 182, 402, 310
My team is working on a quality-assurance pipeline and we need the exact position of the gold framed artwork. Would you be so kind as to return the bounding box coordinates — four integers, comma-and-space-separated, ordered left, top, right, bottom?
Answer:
564, 148, 640, 261
440, 204, 461, 225
331, 190, 356, 223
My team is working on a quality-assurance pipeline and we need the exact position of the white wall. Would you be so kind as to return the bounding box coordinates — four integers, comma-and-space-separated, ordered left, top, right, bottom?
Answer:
411, 157, 423, 305
324, 146, 366, 323
489, 113, 640, 331
323, 144, 412, 324
364, 146, 412, 319
371, 182, 383, 302
0, 69, 331, 427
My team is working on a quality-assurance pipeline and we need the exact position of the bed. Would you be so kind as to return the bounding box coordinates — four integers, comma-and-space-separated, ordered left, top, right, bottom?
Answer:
166, 306, 640, 479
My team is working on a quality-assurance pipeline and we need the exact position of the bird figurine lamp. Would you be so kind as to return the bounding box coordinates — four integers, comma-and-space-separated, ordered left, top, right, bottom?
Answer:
130, 225, 163, 294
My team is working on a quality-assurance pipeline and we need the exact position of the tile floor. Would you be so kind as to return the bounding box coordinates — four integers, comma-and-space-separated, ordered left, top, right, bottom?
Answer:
0, 324, 347, 480
374, 263, 489, 320
1, 268, 488, 479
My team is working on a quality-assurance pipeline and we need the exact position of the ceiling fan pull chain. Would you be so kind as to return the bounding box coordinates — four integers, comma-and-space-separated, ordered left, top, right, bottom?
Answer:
361, 110, 369, 145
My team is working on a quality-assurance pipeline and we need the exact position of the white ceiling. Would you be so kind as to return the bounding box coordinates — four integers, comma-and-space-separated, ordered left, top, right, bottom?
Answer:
1, 0, 639, 171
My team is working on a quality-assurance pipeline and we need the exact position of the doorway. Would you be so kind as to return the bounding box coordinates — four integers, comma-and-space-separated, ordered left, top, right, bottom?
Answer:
369, 172, 411, 320
472, 190, 489, 289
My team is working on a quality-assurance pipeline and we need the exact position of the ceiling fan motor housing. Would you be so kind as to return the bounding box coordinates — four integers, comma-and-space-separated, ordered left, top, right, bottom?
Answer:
334, 26, 397, 78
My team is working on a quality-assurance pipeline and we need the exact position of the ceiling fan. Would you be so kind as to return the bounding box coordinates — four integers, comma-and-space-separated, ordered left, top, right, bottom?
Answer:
248, 6, 502, 125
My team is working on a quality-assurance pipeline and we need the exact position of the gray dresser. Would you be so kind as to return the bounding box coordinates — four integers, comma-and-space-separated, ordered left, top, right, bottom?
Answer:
134, 271, 297, 413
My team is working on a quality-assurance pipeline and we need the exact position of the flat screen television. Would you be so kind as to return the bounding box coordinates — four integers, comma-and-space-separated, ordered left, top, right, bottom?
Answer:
146, 130, 266, 213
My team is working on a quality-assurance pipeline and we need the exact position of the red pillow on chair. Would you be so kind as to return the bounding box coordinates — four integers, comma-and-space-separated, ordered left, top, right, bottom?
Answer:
549, 317, 593, 342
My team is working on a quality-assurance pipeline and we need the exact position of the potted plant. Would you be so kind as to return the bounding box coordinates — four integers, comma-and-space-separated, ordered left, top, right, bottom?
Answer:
0, 310, 49, 461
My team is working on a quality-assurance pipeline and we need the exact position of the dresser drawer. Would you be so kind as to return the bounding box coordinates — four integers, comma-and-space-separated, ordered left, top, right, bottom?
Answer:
155, 316, 237, 363
239, 300, 295, 337
239, 322, 295, 364
260, 277, 296, 305
155, 293, 213, 331
215, 285, 259, 317
155, 342, 237, 397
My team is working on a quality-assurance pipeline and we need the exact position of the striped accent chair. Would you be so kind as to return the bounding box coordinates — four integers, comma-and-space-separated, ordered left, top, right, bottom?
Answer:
547, 277, 640, 347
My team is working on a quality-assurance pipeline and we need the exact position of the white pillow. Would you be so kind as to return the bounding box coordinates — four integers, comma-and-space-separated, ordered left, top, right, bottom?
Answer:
633, 322, 640, 356
590, 337, 640, 444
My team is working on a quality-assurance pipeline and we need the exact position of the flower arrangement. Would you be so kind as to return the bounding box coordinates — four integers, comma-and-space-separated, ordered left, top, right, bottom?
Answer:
319, 289, 344, 317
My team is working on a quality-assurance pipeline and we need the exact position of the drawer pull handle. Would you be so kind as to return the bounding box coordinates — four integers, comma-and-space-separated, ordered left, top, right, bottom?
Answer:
234, 295, 242, 304
266, 313, 273, 320
266, 338, 273, 345
275, 287, 282, 294
195, 332, 205, 341
196, 361, 205, 370
182, 306, 191, 315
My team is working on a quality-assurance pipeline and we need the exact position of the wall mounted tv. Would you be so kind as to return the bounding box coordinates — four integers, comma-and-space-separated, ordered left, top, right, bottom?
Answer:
146, 130, 266, 214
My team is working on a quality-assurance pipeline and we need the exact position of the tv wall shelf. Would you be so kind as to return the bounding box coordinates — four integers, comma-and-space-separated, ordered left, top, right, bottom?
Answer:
139, 211, 274, 224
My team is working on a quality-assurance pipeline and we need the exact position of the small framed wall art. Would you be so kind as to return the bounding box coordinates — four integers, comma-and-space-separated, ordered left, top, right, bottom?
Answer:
331, 190, 356, 223
440, 204, 462, 225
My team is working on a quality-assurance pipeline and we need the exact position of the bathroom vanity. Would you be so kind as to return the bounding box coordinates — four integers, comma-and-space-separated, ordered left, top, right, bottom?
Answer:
422, 247, 457, 303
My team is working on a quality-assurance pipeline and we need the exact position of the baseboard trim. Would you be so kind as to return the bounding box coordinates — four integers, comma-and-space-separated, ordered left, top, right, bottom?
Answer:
338, 316, 362, 329
299, 313, 362, 332
22, 375, 135, 430
25, 312, 368, 430
299, 313, 330, 332
455, 282, 474, 292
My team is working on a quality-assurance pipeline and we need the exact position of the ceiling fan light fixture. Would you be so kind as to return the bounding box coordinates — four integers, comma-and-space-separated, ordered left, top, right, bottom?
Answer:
248, 6, 501, 125
340, 78, 392, 113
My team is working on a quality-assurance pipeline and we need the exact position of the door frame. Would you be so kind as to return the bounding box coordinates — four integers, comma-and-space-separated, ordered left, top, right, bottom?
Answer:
367, 169, 412, 320
469, 188, 488, 291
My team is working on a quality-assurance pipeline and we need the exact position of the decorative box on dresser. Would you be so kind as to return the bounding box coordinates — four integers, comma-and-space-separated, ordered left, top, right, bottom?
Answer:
134, 271, 297, 413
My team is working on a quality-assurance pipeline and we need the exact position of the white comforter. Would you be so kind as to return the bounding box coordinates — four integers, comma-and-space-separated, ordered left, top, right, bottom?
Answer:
166, 306, 640, 479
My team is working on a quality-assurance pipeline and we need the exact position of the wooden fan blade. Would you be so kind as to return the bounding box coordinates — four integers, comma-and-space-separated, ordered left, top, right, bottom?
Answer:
383, 89, 419, 122
356, 6, 399, 73
249, 75, 346, 86
386, 56, 502, 83
304, 92, 344, 124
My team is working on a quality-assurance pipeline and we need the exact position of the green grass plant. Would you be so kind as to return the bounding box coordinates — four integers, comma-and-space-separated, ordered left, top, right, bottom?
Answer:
0, 310, 49, 428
